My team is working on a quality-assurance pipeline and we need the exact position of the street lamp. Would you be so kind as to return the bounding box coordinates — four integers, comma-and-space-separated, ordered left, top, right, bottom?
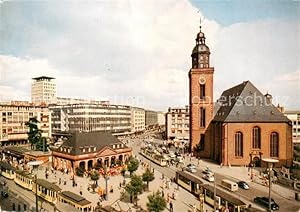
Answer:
262, 158, 278, 212
103, 165, 109, 201
213, 172, 217, 212
28, 160, 43, 212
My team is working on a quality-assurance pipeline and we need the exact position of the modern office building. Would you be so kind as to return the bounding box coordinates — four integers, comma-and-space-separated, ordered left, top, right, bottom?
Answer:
166, 106, 189, 142
131, 107, 145, 133
56, 97, 109, 106
31, 76, 57, 105
284, 110, 300, 143
50, 104, 131, 134
145, 110, 158, 129
0, 103, 51, 146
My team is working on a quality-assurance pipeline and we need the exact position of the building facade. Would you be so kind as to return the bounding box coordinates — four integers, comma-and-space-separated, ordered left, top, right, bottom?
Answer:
0, 104, 51, 146
131, 107, 145, 133
31, 76, 57, 105
166, 106, 189, 142
52, 131, 132, 173
56, 97, 109, 106
189, 26, 214, 155
50, 104, 131, 134
188, 27, 293, 167
145, 110, 158, 129
284, 110, 300, 143
157, 112, 166, 127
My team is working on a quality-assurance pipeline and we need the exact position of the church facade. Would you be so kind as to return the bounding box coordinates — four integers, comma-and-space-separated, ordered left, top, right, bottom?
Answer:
189, 27, 293, 168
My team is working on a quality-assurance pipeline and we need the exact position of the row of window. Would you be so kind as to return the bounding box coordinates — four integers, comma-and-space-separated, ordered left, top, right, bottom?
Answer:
235, 129, 279, 157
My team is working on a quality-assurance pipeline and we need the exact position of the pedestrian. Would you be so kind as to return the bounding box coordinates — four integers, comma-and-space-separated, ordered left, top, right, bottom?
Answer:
192, 203, 196, 212
169, 201, 173, 212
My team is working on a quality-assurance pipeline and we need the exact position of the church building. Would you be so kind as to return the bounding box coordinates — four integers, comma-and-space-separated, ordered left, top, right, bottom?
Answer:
189, 26, 293, 167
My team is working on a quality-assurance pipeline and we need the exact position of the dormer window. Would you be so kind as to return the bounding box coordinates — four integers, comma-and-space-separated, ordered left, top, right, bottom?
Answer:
113, 145, 115, 149
93, 147, 96, 151
67, 149, 70, 153
88, 147, 91, 152
82, 148, 85, 153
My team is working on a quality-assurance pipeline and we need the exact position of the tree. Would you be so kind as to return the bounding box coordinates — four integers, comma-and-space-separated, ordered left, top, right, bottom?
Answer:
121, 167, 127, 178
26, 117, 48, 151
142, 168, 155, 190
146, 191, 167, 212
76, 167, 84, 177
125, 175, 143, 205
126, 156, 139, 176
90, 170, 100, 192
26, 117, 42, 150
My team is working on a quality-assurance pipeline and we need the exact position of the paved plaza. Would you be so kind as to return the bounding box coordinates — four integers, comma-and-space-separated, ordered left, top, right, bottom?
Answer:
36, 157, 212, 212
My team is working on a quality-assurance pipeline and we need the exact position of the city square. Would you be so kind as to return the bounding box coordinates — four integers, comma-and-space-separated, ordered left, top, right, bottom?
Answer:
0, 1, 300, 212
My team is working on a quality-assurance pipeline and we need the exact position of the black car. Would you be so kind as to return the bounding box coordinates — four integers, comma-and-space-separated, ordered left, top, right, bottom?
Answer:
254, 196, 279, 211
237, 181, 249, 190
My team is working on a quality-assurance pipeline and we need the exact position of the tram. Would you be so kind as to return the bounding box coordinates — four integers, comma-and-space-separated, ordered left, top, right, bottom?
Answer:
202, 184, 247, 212
175, 171, 247, 212
175, 170, 203, 195
140, 148, 167, 166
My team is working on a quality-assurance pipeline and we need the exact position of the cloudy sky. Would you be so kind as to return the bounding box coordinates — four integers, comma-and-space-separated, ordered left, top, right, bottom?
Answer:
0, 0, 299, 111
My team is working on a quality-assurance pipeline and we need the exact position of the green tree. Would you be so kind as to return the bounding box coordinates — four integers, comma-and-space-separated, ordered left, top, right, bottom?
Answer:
26, 117, 42, 150
90, 170, 100, 192
142, 168, 155, 190
121, 167, 127, 178
126, 156, 139, 176
146, 191, 167, 212
76, 167, 84, 177
125, 175, 143, 205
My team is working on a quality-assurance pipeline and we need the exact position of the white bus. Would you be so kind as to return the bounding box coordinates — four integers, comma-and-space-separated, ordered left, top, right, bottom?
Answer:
221, 179, 238, 192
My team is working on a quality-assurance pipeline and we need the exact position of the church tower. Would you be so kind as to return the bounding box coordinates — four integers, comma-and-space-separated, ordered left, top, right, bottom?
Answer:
189, 25, 214, 157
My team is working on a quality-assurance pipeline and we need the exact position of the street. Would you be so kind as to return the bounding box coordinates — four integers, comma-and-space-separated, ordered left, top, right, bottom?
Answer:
131, 137, 300, 212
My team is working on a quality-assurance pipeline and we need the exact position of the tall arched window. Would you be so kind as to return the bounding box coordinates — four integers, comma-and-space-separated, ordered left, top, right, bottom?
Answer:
235, 132, 243, 157
270, 132, 279, 157
252, 127, 261, 149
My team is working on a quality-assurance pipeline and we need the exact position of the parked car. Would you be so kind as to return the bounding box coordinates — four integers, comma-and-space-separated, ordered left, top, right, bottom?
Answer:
202, 167, 213, 175
186, 166, 197, 173
187, 164, 196, 169
202, 174, 215, 182
254, 197, 279, 211
237, 181, 249, 190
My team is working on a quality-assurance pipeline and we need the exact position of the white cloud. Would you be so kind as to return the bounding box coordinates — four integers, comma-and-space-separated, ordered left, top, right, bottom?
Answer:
0, 0, 299, 110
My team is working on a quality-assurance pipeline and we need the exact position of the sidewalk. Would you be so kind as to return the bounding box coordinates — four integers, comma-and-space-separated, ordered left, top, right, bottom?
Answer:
37, 160, 212, 212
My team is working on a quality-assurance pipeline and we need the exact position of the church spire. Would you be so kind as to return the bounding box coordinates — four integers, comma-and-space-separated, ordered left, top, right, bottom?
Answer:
191, 22, 210, 69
